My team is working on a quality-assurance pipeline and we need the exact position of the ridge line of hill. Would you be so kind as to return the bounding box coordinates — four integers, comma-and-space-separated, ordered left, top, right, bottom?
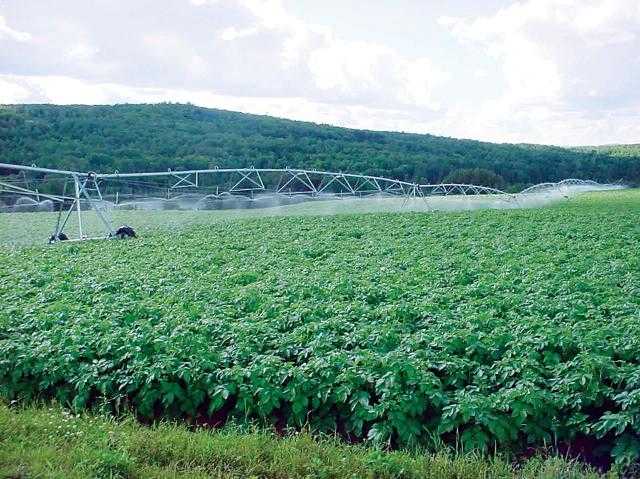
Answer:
1, 103, 638, 189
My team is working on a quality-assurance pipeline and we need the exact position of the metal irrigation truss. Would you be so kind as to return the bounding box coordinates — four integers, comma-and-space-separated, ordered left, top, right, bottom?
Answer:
0, 162, 623, 244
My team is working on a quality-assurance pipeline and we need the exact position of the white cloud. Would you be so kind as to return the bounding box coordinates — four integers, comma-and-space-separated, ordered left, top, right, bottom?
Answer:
437, 0, 640, 143
440, 0, 640, 106
0, 76, 31, 103
305, 39, 448, 109
0, 0, 638, 145
219, 26, 259, 41
424, 99, 640, 146
240, 0, 303, 30
26, 76, 115, 104
397, 58, 449, 110
203, 0, 449, 109
0, 15, 31, 42
66, 43, 99, 61
308, 41, 384, 91
0, 0, 449, 111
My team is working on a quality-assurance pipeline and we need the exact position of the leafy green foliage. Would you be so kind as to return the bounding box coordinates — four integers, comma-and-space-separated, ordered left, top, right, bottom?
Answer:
1, 191, 640, 467
573, 144, 640, 158
443, 168, 506, 189
1, 103, 639, 188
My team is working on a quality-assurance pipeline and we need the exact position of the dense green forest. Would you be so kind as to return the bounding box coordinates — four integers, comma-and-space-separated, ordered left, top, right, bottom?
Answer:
573, 144, 640, 157
1, 103, 638, 189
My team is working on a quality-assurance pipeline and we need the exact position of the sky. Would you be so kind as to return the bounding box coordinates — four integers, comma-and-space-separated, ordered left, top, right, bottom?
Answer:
0, 0, 639, 145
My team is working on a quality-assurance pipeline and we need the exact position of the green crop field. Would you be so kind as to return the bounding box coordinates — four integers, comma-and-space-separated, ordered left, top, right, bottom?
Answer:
0, 193, 565, 248
1, 190, 639, 474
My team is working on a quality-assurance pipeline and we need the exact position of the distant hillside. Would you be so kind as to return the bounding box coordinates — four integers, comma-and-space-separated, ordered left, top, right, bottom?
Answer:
1, 103, 638, 189
573, 144, 640, 157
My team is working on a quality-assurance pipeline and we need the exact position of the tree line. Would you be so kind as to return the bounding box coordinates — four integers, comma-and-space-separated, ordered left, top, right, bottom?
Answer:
1, 103, 638, 191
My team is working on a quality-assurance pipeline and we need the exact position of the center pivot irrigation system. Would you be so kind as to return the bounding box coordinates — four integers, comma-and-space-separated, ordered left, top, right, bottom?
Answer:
0, 162, 620, 244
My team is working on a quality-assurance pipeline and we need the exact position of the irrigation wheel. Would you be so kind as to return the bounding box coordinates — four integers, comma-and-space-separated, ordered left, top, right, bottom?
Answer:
114, 225, 137, 239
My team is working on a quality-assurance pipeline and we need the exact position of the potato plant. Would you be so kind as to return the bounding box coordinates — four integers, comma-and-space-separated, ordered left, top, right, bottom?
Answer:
1, 190, 639, 466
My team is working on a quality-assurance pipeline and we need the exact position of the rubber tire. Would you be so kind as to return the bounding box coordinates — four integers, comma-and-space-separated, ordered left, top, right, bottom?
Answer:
115, 225, 136, 239
49, 232, 69, 243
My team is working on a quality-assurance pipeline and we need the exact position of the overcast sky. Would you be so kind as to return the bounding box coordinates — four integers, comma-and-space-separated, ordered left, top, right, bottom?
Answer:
1, 0, 639, 145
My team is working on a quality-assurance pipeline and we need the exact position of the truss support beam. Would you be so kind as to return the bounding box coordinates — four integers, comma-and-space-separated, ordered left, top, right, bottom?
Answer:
77, 173, 115, 237
73, 175, 84, 239
170, 172, 198, 189
230, 169, 265, 192
1, 162, 620, 244
277, 170, 316, 194
0, 180, 74, 202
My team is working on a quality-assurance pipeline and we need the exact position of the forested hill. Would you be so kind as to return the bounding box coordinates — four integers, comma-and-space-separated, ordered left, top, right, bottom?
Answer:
573, 144, 640, 157
1, 103, 638, 190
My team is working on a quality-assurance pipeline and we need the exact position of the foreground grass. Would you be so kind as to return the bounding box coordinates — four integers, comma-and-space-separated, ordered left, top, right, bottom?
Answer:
0, 403, 614, 479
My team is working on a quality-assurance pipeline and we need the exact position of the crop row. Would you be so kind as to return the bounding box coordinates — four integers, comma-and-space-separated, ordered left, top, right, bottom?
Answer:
1, 191, 640, 466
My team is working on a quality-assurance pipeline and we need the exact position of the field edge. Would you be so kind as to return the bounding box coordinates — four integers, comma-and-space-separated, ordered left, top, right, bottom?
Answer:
0, 401, 617, 479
